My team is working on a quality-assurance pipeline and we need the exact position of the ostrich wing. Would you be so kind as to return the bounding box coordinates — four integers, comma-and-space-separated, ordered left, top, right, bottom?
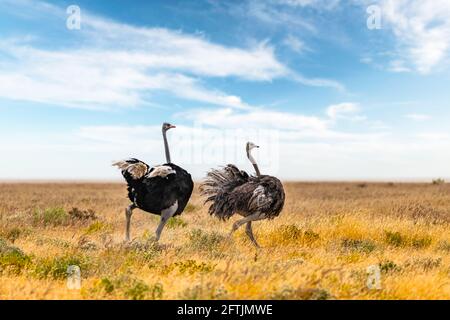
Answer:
112, 158, 150, 179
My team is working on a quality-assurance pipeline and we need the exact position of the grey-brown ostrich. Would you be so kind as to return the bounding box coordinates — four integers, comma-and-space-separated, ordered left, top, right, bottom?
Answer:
200, 142, 285, 247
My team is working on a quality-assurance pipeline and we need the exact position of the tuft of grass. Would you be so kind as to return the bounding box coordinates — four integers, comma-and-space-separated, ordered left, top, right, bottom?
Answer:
127, 239, 162, 263
437, 240, 450, 252
68, 208, 97, 221
0, 238, 31, 274
432, 178, 445, 185
384, 231, 432, 248
271, 225, 320, 245
379, 260, 401, 273
83, 221, 111, 235
411, 235, 432, 249
183, 203, 197, 213
33, 254, 89, 280
32, 207, 69, 226
174, 259, 216, 275
0, 227, 24, 243
341, 239, 376, 254
188, 229, 225, 252
94, 276, 163, 300
384, 231, 404, 247
356, 183, 368, 188
124, 279, 150, 300
178, 282, 228, 300
166, 217, 188, 228
404, 257, 442, 271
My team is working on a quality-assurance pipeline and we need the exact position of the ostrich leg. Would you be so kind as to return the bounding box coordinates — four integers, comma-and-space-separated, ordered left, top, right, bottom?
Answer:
155, 201, 178, 241
245, 222, 260, 248
125, 204, 136, 242
229, 212, 266, 247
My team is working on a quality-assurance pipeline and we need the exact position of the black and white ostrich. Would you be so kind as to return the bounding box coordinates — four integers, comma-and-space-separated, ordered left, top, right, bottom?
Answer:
200, 142, 285, 247
113, 123, 193, 242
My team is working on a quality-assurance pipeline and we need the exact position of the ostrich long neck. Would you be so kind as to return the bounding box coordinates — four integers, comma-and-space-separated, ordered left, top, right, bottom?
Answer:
247, 149, 261, 176
163, 130, 171, 163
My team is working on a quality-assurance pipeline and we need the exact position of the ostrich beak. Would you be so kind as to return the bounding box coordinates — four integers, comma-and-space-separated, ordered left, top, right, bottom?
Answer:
169, 125, 176, 129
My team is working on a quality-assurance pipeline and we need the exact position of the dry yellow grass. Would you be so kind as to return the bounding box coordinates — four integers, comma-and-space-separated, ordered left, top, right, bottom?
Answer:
0, 182, 449, 300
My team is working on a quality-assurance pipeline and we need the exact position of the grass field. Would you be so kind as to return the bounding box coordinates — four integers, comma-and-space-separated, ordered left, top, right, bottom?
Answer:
0, 182, 449, 300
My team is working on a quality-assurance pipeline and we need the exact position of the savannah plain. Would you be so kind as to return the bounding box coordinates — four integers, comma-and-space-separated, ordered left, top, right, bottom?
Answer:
0, 181, 449, 300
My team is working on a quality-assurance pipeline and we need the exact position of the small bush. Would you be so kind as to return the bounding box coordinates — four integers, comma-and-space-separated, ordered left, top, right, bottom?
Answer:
411, 235, 432, 248
384, 231, 404, 247
379, 260, 401, 273
166, 217, 188, 228
33, 254, 88, 280
188, 229, 225, 252
341, 239, 376, 253
0, 227, 25, 243
437, 241, 450, 252
124, 280, 150, 300
405, 257, 441, 271
0, 238, 31, 274
68, 208, 97, 221
95, 276, 163, 300
274, 225, 320, 244
432, 178, 445, 185
356, 183, 368, 188
174, 260, 216, 275
128, 239, 162, 262
32, 207, 69, 226
84, 221, 111, 235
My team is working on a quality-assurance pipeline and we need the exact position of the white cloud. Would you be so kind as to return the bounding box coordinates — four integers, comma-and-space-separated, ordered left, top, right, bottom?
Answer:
326, 102, 363, 120
379, 0, 450, 73
178, 107, 328, 132
0, 0, 345, 110
405, 113, 431, 121
274, 0, 341, 10
283, 35, 308, 53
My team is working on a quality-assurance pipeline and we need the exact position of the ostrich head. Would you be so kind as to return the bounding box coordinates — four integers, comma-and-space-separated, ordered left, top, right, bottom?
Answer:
246, 141, 261, 176
162, 122, 176, 132
246, 141, 259, 153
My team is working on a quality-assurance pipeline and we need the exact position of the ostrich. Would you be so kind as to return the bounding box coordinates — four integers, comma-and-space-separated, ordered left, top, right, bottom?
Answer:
200, 142, 285, 247
113, 123, 193, 242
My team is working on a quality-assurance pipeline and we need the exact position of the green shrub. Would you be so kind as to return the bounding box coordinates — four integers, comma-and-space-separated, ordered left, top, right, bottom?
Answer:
84, 221, 111, 235
174, 260, 216, 274
432, 178, 445, 185
384, 231, 404, 247
188, 229, 225, 252
0, 238, 31, 274
379, 260, 401, 273
95, 276, 162, 300
276, 225, 320, 244
405, 257, 441, 271
341, 239, 376, 253
166, 217, 188, 228
411, 235, 432, 248
437, 240, 450, 252
68, 208, 97, 221
33, 207, 69, 226
33, 254, 88, 280
124, 280, 150, 300
0, 227, 23, 243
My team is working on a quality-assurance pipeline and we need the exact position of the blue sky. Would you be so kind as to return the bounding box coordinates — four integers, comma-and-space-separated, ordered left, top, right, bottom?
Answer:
1, 0, 450, 180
